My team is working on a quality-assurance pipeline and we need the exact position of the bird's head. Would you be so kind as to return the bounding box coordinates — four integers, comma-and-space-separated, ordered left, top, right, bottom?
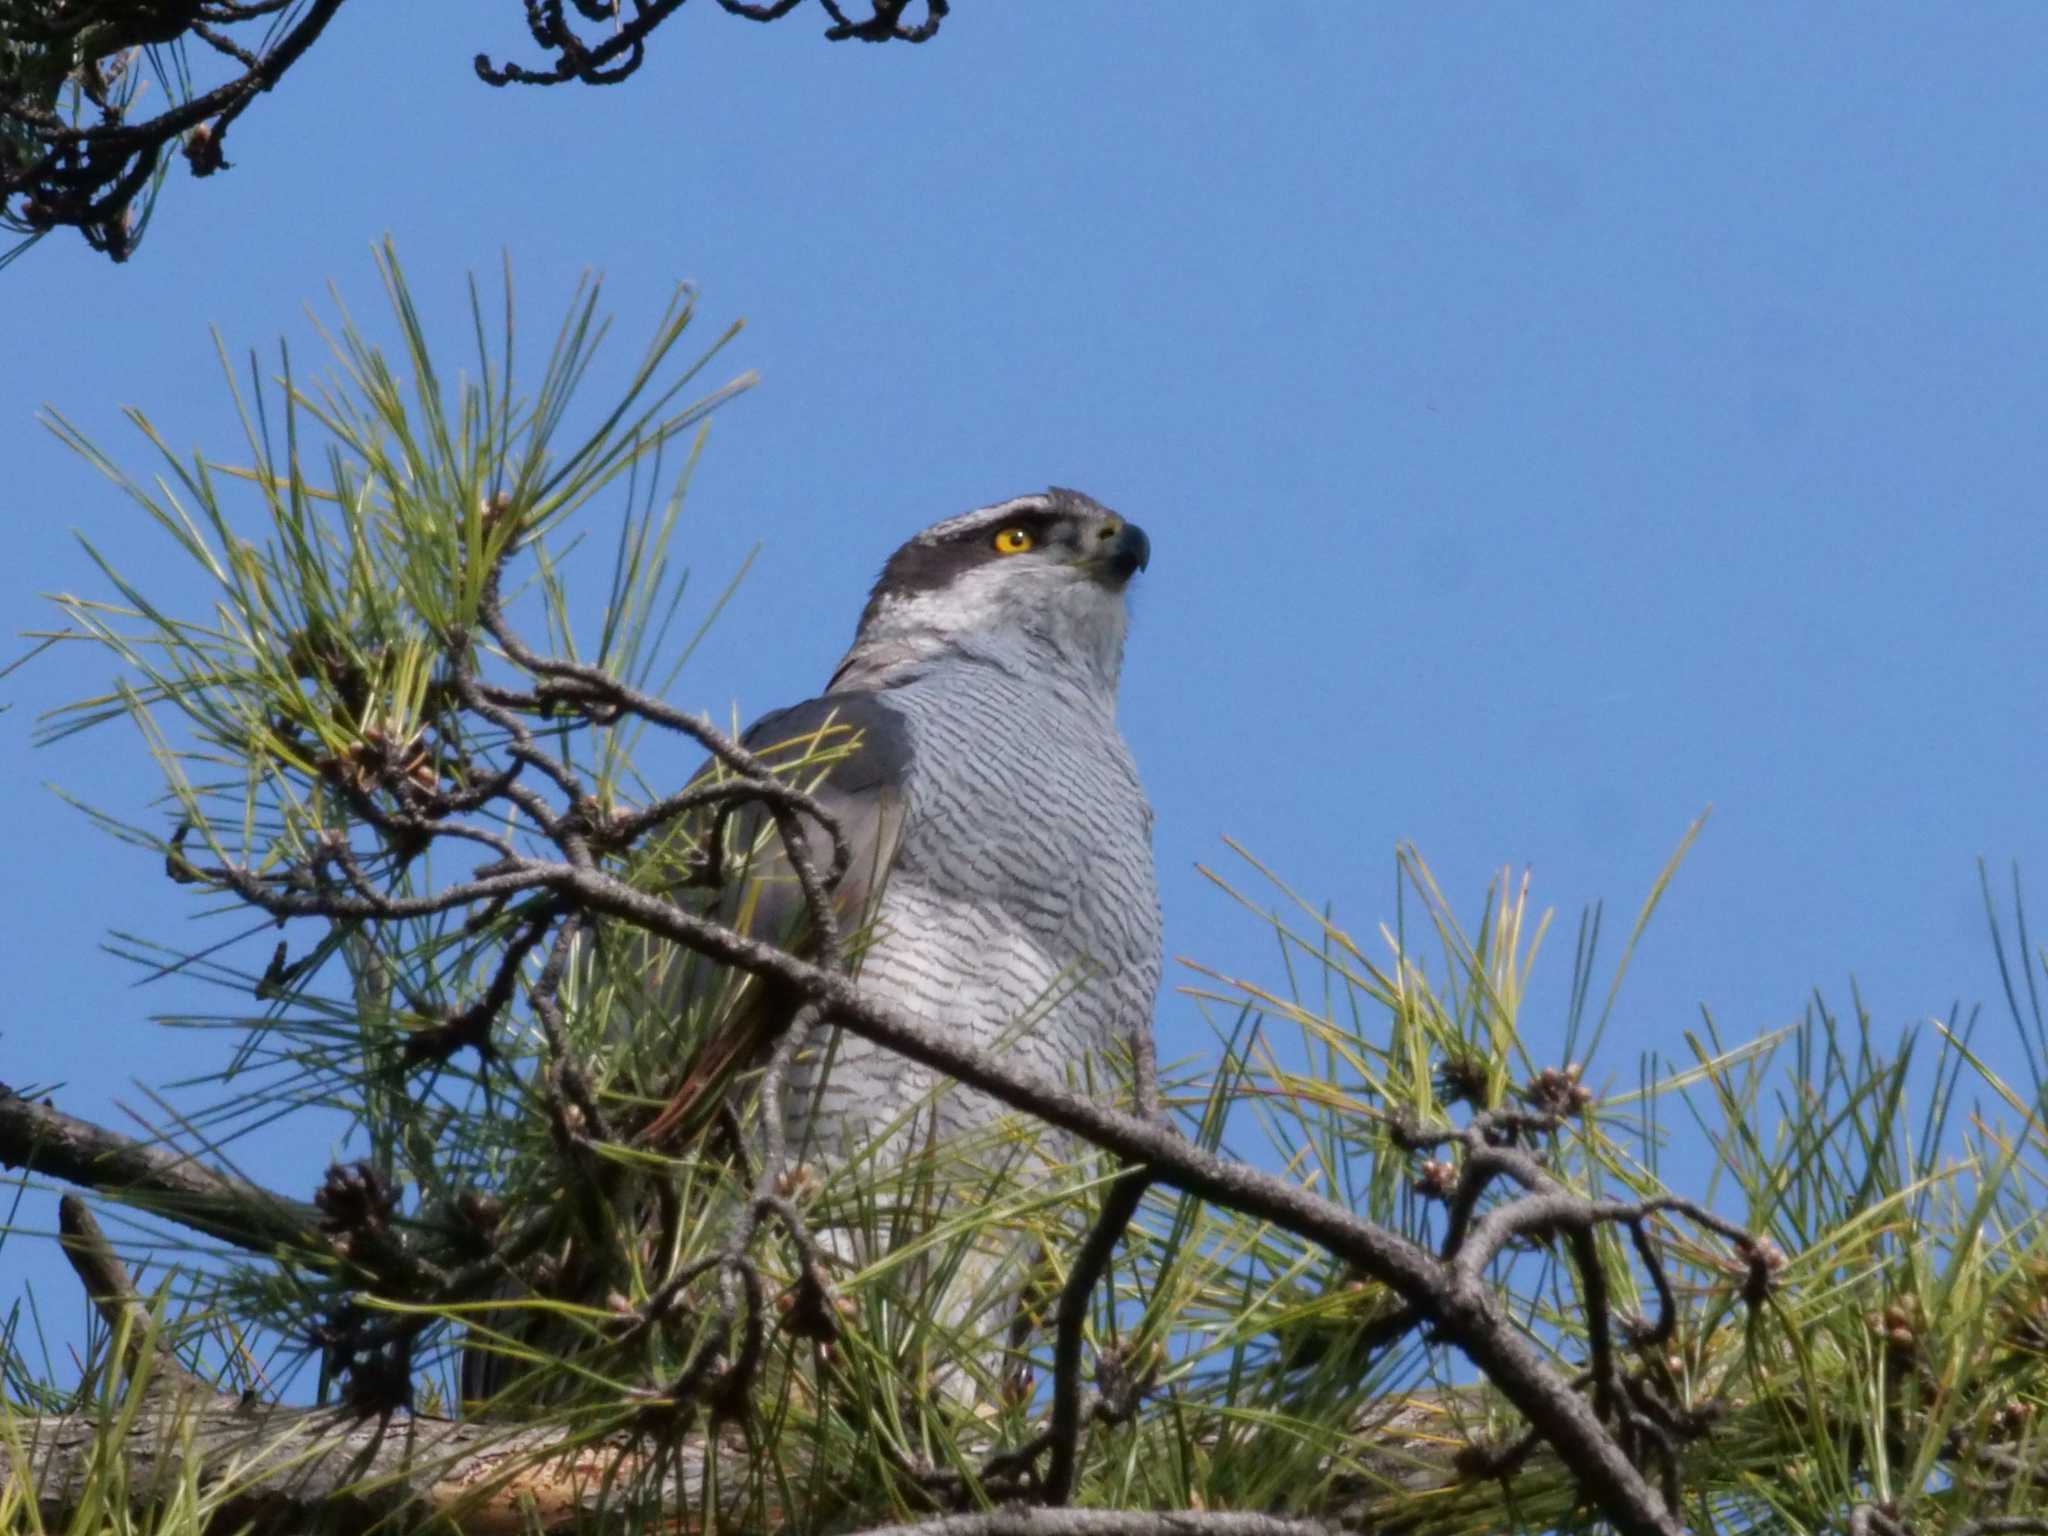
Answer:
829, 487, 1149, 696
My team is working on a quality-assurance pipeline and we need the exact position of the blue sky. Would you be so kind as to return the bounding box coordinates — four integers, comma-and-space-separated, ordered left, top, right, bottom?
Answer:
6, 6, 2048, 1380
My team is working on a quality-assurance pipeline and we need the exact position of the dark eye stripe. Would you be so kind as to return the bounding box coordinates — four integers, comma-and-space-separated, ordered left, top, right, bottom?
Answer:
853, 493, 1108, 633
860, 524, 1046, 625
954, 509, 1057, 546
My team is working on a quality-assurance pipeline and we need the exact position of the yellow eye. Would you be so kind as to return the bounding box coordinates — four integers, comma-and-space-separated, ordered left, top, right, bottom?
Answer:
992, 526, 1036, 555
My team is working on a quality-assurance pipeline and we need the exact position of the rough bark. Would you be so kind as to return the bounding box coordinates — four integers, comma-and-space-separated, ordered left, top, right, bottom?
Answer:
4, 1366, 1512, 1535
7, 1385, 741, 1536
8, 1194, 1514, 1535
0, 1085, 320, 1253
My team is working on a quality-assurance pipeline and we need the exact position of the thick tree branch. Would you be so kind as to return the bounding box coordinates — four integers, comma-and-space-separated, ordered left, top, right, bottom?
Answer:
856, 1515, 1334, 1536
0, 1369, 1544, 1536
5, 1387, 741, 1536
0, 1081, 321, 1252
10, 1192, 1577, 1533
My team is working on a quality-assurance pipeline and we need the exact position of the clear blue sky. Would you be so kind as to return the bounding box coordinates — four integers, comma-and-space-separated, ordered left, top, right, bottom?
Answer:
6, 6, 2047, 1381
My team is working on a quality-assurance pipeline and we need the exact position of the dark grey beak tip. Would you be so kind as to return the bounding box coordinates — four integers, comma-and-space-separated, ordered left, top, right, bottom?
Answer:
1110, 521, 1151, 580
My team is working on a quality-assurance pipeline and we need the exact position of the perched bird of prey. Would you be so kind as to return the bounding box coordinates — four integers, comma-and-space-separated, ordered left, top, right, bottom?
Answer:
684, 488, 1160, 1165
465, 488, 1160, 1405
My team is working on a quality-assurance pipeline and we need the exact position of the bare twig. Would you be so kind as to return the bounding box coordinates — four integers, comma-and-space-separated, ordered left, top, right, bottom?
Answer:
476, 0, 946, 88
57, 1195, 214, 1394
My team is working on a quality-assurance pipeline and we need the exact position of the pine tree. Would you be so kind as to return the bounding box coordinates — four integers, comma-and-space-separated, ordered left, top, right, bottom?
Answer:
5, 252, 2047, 1536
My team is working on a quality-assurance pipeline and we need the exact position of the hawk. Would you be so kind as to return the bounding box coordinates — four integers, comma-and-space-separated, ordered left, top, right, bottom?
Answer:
466, 488, 1161, 1404
676, 488, 1160, 1162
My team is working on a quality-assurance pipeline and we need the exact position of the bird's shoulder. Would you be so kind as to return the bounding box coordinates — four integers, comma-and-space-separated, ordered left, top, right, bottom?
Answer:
734, 689, 913, 796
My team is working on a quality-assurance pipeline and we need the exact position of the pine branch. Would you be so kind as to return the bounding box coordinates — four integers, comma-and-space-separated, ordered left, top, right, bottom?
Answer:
36, 257, 2038, 1535
0, 1081, 321, 1252
7, 1195, 1556, 1534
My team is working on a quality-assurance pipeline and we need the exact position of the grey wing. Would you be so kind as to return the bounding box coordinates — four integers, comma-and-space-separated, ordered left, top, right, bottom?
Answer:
709, 689, 913, 959
461, 692, 911, 1413
631, 690, 912, 1144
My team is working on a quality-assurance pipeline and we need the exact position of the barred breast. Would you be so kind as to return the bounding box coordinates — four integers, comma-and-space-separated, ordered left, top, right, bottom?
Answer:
782, 660, 1162, 1169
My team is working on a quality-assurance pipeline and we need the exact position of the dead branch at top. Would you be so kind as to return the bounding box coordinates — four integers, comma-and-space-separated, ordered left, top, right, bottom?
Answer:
1, 0, 948, 263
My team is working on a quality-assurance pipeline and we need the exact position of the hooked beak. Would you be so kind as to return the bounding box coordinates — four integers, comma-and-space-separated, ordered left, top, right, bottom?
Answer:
1090, 517, 1151, 585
